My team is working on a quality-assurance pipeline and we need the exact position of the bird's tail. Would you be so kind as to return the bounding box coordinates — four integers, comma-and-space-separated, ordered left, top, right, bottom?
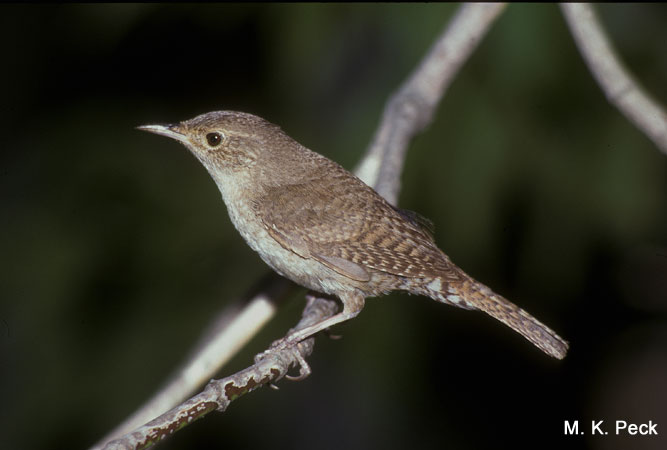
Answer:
421, 276, 569, 359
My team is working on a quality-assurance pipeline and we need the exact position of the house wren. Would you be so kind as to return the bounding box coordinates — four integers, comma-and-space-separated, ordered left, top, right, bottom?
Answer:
138, 111, 568, 360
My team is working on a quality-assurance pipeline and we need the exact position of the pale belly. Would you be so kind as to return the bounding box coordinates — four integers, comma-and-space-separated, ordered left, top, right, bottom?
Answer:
224, 196, 349, 295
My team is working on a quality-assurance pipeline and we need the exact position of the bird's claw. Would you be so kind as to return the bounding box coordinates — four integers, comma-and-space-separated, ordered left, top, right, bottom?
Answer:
254, 340, 312, 381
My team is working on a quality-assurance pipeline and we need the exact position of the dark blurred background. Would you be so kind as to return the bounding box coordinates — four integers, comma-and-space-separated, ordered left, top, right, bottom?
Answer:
1, 4, 666, 450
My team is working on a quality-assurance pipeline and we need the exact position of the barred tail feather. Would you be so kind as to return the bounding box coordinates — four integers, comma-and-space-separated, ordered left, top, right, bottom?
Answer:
424, 276, 569, 359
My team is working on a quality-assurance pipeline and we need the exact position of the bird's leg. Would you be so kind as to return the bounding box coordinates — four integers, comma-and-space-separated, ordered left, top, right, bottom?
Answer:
274, 291, 365, 350
254, 291, 365, 372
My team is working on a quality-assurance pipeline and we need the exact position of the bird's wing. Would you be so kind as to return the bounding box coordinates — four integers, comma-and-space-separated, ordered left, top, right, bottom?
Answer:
258, 173, 461, 282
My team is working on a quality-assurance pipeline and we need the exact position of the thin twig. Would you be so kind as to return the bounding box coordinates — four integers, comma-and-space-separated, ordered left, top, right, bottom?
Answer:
95, 4, 507, 449
561, 3, 667, 155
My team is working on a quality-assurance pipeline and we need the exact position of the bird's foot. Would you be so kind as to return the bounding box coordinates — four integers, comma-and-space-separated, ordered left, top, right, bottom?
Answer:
254, 338, 312, 381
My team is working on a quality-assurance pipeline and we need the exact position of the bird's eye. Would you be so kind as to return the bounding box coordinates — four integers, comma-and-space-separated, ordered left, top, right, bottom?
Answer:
206, 132, 223, 147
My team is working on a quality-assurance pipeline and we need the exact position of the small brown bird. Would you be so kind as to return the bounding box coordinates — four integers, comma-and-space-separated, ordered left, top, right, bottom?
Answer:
138, 111, 568, 360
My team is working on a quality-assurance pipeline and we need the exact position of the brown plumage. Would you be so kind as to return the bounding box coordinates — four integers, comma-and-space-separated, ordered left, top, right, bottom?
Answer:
138, 111, 568, 360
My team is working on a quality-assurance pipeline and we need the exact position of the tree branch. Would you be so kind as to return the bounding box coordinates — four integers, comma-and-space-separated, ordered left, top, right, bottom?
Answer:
93, 273, 295, 449
102, 295, 338, 450
561, 3, 667, 155
94, 4, 507, 449
356, 2, 507, 203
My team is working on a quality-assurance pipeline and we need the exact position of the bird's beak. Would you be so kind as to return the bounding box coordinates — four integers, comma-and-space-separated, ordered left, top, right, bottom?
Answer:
136, 123, 188, 144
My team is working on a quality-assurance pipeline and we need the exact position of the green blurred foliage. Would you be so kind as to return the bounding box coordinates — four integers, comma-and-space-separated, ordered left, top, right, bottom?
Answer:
0, 4, 665, 450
